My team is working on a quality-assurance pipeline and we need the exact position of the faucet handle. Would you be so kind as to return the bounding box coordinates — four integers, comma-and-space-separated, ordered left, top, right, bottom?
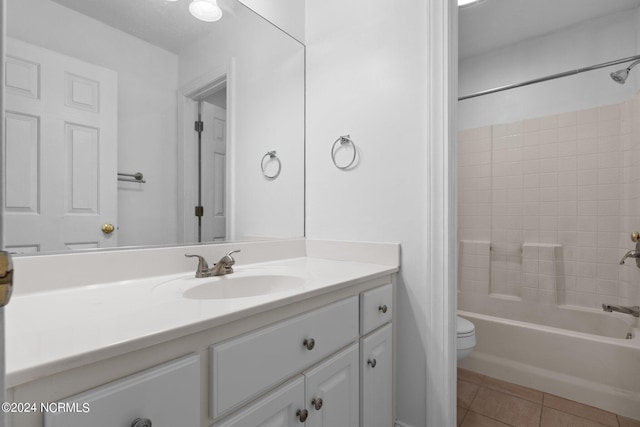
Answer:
185, 254, 210, 272
224, 249, 241, 264
632, 231, 640, 242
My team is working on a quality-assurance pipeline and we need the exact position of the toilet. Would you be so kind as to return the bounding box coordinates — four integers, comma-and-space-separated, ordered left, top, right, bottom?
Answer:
457, 316, 476, 360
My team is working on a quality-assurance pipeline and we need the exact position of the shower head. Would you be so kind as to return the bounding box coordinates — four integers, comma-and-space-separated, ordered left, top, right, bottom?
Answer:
611, 59, 640, 84
611, 69, 629, 84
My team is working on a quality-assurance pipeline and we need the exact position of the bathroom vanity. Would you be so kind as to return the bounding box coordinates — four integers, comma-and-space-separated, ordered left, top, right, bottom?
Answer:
5, 239, 398, 427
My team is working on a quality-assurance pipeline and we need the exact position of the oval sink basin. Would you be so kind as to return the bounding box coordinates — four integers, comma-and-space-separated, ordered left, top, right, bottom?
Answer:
181, 275, 305, 300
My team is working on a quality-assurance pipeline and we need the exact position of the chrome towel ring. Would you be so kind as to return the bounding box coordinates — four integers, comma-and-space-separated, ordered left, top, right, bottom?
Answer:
331, 135, 357, 170
261, 150, 281, 179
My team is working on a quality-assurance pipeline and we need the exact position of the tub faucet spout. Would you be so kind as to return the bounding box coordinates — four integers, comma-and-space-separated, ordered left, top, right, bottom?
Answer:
602, 304, 640, 318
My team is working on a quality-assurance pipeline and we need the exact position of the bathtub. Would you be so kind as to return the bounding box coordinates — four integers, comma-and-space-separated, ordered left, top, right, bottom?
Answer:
457, 300, 640, 420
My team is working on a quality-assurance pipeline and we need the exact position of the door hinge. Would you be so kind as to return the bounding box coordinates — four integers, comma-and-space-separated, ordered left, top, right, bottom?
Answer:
195, 206, 204, 217
195, 120, 204, 132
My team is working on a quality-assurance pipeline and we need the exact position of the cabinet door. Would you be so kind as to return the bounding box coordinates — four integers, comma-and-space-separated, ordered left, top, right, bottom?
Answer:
305, 343, 359, 427
361, 324, 393, 427
44, 354, 199, 427
214, 377, 306, 427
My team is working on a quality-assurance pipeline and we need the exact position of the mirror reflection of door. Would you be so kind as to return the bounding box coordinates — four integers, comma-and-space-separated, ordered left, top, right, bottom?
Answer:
4, 38, 118, 253
200, 94, 227, 242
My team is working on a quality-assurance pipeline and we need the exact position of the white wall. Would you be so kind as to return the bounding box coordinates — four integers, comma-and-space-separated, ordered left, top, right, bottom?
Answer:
239, 0, 305, 43
305, 1, 433, 425
7, 0, 180, 248
178, 4, 305, 241
459, 9, 640, 130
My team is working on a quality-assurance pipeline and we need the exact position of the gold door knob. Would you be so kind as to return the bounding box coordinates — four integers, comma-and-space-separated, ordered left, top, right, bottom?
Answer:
101, 223, 115, 234
0, 251, 13, 307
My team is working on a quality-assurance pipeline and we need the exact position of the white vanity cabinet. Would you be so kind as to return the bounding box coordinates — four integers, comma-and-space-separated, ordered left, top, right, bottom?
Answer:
212, 283, 393, 427
214, 344, 359, 427
9, 275, 395, 427
360, 284, 394, 427
42, 354, 200, 427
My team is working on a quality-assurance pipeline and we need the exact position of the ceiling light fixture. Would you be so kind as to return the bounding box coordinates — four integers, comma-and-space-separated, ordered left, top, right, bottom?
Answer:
189, 0, 223, 22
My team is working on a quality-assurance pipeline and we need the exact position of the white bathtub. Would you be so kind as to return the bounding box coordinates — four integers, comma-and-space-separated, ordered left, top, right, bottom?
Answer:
457, 302, 640, 420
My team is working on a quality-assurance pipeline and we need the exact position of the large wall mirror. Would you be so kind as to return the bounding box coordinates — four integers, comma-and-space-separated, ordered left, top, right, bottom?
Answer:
3, 0, 305, 254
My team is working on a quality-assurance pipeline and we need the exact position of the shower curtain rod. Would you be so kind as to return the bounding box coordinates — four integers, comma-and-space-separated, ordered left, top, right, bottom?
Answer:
458, 54, 640, 101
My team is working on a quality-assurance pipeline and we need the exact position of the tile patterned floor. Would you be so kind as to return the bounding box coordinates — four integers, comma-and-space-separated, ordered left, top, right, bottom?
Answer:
457, 368, 640, 427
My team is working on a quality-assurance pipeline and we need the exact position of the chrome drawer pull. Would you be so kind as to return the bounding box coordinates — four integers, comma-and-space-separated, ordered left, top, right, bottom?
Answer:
378, 304, 388, 314
303, 338, 315, 350
131, 418, 152, 427
296, 409, 309, 422
311, 397, 323, 410
368, 358, 377, 368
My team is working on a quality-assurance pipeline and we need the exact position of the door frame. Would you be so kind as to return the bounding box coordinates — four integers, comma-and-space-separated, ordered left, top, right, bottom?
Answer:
177, 59, 236, 244
425, 1, 458, 426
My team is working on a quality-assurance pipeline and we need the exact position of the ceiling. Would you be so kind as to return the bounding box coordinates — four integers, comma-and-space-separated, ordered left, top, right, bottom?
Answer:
49, 0, 640, 61
50, 0, 240, 54
459, 0, 640, 60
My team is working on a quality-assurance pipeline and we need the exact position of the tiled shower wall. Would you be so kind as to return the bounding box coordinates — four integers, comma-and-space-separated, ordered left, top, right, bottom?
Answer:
458, 94, 640, 309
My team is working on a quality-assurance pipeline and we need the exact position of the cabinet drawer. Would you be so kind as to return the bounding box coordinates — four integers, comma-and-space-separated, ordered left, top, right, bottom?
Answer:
44, 354, 200, 427
211, 296, 359, 418
360, 284, 392, 335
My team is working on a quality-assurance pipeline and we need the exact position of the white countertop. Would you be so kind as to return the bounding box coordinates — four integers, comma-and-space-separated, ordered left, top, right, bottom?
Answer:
6, 256, 397, 387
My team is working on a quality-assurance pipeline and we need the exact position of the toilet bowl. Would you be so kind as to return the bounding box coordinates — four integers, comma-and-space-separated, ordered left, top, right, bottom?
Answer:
457, 316, 476, 360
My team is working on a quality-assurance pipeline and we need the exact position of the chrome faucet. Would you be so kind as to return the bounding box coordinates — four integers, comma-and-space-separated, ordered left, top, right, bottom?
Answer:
185, 250, 241, 278
620, 231, 640, 268
619, 249, 640, 265
602, 304, 640, 318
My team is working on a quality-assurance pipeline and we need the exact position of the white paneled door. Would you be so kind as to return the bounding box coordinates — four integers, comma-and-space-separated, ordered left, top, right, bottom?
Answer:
201, 102, 227, 241
4, 38, 118, 253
